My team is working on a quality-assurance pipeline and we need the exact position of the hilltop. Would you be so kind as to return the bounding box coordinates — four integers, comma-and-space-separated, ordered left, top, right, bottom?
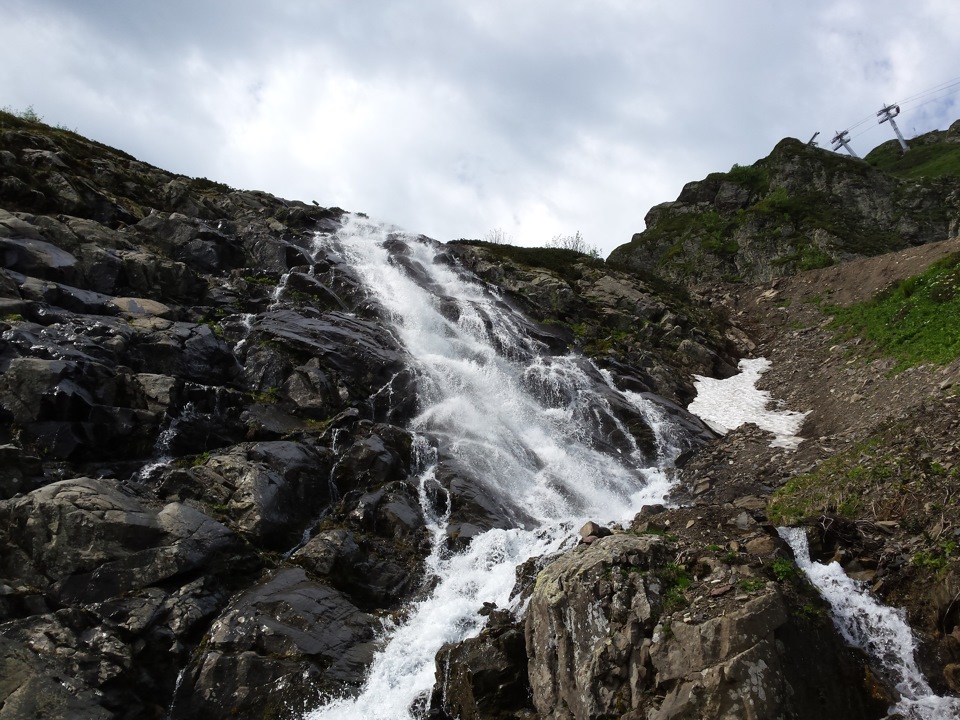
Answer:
608, 122, 960, 284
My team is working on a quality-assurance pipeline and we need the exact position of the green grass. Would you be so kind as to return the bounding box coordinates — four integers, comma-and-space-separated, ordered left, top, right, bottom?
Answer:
624, 134, 960, 281
450, 240, 603, 283
767, 428, 960, 526
770, 557, 798, 582
738, 578, 766, 592
866, 138, 960, 179
827, 251, 960, 370
768, 436, 892, 525
726, 162, 770, 195
660, 562, 692, 612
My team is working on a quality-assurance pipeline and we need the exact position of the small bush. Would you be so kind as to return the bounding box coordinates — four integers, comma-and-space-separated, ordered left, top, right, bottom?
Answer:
1, 104, 43, 122
771, 557, 797, 582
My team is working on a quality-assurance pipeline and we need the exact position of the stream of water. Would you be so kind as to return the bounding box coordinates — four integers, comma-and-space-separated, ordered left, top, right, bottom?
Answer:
304, 217, 685, 719
298, 215, 954, 719
779, 527, 960, 719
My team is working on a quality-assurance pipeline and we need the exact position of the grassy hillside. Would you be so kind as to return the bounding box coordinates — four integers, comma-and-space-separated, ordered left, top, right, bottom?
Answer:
828, 251, 960, 369
866, 136, 960, 179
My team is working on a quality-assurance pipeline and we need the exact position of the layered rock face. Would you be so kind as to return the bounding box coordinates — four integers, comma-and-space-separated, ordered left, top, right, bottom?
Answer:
0, 115, 433, 718
4, 111, 948, 720
609, 136, 960, 284
431, 507, 889, 720
0, 113, 732, 717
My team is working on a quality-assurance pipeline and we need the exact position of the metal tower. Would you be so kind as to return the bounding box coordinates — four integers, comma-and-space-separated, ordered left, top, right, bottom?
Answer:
877, 103, 909, 152
831, 130, 860, 158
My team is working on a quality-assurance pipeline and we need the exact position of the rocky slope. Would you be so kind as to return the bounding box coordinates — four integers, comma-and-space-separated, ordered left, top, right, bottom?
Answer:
3, 108, 958, 720
429, 135, 960, 717
609, 123, 960, 285
0, 112, 743, 718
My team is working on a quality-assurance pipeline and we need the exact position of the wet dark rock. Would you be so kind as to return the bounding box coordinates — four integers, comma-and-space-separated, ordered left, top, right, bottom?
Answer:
0, 355, 161, 461
330, 423, 414, 496
251, 308, 415, 420
293, 521, 424, 609
165, 441, 332, 549
436, 458, 533, 546
170, 568, 377, 720
447, 242, 737, 405
0, 477, 249, 605
6, 109, 943, 719
429, 609, 534, 720
0, 235, 80, 284
0, 635, 114, 720
278, 270, 350, 311
118, 250, 204, 303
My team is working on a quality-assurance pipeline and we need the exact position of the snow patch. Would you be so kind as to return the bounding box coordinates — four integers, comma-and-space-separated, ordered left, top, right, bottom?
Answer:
687, 357, 808, 449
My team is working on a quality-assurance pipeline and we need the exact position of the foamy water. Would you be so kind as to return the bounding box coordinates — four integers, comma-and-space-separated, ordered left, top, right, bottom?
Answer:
304, 217, 686, 718
779, 527, 960, 719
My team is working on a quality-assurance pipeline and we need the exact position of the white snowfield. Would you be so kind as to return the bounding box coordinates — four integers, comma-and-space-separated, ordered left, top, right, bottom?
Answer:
687, 357, 808, 449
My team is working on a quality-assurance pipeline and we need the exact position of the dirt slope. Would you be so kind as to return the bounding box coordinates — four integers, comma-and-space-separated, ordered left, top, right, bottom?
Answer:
675, 237, 960, 694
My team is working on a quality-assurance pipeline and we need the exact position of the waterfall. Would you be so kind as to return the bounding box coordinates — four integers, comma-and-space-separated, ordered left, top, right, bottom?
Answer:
304, 217, 688, 719
779, 527, 960, 719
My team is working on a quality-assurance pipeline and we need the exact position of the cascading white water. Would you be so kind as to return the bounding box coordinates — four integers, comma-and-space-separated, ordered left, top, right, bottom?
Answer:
778, 527, 960, 719
135, 402, 198, 482
304, 216, 687, 719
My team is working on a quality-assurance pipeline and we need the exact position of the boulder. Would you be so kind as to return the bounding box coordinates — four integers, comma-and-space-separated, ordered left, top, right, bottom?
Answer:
0, 636, 113, 720
170, 568, 378, 719
0, 477, 247, 604
524, 533, 883, 720
330, 423, 414, 496
183, 441, 333, 549
0, 236, 80, 284
429, 609, 534, 720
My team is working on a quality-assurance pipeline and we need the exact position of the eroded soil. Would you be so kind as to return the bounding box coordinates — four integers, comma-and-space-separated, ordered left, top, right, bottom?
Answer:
674, 237, 960, 692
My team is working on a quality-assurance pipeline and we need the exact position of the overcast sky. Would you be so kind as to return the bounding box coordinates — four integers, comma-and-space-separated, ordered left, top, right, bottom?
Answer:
3, 1, 960, 256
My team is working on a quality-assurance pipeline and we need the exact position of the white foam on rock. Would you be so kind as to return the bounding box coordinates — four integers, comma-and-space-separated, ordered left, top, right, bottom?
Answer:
687, 357, 808, 449
779, 526, 960, 719
304, 217, 689, 720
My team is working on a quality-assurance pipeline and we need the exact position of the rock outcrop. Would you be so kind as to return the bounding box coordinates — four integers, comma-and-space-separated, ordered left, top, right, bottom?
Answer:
6, 107, 958, 719
0, 109, 721, 717
609, 136, 960, 284
432, 507, 890, 720
0, 112, 435, 716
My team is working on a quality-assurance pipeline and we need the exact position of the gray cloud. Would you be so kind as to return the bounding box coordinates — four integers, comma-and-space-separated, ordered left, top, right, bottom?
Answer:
3, 0, 960, 254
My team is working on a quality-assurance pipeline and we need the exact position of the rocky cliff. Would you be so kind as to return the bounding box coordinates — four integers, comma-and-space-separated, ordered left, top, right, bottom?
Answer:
608, 124, 960, 285
2, 109, 957, 720
429, 126, 960, 718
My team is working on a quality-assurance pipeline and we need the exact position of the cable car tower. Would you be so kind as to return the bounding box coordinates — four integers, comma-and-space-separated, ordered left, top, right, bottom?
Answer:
877, 103, 909, 152
831, 130, 860, 158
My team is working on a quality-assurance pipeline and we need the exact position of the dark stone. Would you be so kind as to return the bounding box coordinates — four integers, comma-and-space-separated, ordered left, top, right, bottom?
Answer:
330, 424, 414, 496
429, 611, 534, 720
170, 568, 377, 719
0, 477, 249, 605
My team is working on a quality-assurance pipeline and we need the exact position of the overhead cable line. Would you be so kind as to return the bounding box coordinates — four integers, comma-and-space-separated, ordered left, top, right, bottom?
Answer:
891, 75, 960, 106
898, 84, 960, 113
825, 77, 960, 156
